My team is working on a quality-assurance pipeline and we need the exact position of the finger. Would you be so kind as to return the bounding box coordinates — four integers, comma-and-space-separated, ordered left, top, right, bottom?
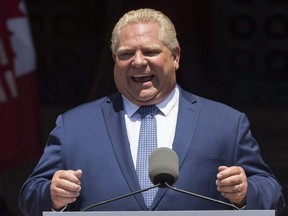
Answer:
216, 174, 242, 186
51, 170, 82, 195
74, 169, 82, 180
217, 183, 243, 193
58, 170, 82, 185
53, 178, 81, 193
217, 166, 241, 180
218, 166, 228, 172
51, 184, 81, 198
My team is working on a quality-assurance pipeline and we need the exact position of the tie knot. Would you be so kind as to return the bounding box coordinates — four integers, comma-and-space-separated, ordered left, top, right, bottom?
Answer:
138, 105, 158, 118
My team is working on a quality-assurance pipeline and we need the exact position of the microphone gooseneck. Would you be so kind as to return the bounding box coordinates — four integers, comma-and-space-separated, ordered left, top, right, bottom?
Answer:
164, 182, 240, 210
83, 183, 160, 211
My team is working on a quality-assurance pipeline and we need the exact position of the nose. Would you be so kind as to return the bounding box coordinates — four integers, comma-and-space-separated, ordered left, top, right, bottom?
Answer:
132, 51, 147, 68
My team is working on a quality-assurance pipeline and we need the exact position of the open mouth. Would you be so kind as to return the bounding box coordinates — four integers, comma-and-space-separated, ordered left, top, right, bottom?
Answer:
132, 75, 154, 83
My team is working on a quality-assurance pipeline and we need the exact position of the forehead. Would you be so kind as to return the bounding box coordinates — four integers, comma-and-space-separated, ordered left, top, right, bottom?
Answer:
119, 22, 161, 44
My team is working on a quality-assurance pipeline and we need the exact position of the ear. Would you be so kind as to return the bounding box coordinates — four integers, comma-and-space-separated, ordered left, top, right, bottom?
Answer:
112, 53, 116, 62
172, 46, 181, 70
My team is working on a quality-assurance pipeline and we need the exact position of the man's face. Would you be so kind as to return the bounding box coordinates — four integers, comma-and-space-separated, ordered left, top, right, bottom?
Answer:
113, 22, 180, 106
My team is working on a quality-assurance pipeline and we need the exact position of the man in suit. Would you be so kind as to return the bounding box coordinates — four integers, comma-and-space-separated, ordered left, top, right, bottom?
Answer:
19, 8, 285, 216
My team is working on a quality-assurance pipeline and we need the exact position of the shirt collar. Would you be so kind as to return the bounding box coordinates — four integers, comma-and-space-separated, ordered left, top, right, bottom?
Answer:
122, 85, 179, 118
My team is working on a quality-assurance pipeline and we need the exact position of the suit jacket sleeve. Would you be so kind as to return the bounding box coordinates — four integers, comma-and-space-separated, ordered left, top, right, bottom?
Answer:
236, 113, 285, 215
18, 115, 67, 216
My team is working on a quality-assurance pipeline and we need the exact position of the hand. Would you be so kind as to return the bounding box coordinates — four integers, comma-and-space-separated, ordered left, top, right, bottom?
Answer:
50, 169, 82, 210
216, 166, 247, 207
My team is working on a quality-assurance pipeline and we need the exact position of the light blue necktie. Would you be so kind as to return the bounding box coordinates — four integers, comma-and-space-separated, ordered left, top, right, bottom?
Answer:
136, 105, 158, 208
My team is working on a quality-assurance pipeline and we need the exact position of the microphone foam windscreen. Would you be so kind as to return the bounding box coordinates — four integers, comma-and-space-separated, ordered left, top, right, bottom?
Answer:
149, 147, 179, 187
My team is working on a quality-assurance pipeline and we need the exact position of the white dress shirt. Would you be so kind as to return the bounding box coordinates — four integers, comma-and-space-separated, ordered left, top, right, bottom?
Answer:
122, 86, 179, 168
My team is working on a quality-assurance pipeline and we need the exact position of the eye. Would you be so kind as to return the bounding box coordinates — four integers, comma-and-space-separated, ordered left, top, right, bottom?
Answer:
117, 51, 134, 60
143, 50, 161, 57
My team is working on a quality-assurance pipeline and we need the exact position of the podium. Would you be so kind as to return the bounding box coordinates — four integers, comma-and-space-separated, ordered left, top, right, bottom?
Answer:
43, 210, 275, 216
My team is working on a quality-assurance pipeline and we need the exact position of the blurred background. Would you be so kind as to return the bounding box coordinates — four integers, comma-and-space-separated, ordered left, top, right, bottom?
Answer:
0, 0, 287, 215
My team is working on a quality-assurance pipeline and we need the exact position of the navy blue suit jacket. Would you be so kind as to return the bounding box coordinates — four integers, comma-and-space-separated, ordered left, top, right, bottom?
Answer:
19, 87, 285, 216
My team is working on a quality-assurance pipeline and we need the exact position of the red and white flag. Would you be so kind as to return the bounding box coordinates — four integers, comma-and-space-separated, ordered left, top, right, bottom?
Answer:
0, 0, 42, 171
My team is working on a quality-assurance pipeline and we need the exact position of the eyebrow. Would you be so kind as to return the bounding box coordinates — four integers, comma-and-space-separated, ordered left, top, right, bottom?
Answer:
117, 45, 162, 53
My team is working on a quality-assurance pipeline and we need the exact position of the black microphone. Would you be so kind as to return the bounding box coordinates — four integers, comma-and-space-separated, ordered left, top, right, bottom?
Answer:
149, 147, 240, 210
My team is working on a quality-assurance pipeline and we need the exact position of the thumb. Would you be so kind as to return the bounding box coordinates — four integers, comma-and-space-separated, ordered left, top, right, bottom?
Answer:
73, 169, 82, 180
218, 165, 228, 172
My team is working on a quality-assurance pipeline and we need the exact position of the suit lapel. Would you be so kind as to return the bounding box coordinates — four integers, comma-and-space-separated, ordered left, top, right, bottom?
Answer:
173, 90, 199, 167
101, 93, 147, 209
152, 88, 200, 208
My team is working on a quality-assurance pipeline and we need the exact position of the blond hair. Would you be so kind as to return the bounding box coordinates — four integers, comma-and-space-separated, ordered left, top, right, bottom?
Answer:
111, 8, 179, 53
